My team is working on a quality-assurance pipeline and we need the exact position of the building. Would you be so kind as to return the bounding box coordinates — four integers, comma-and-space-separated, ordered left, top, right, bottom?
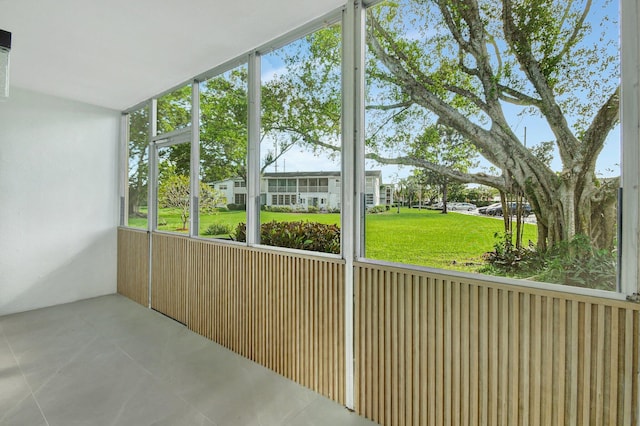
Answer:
213, 170, 384, 211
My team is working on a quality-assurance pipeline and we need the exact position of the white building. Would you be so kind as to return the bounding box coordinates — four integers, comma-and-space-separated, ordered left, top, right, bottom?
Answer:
212, 171, 385, 211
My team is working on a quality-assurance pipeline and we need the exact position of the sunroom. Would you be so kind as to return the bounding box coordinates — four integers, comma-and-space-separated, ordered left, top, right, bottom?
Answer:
1, 0, 639, 425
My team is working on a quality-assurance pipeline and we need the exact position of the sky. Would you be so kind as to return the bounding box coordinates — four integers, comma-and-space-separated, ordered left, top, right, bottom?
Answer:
257, 0, 621, 186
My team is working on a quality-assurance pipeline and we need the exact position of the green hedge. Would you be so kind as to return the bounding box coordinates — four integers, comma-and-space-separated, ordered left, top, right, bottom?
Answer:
234, 220, 340, 254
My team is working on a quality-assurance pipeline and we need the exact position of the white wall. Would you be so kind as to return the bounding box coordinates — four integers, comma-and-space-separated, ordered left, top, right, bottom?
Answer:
0, 88, 120, 315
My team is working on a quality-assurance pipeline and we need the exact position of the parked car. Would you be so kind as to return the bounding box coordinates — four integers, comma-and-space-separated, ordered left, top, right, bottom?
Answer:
478, 202, 501, 215
449, 202, 477, 211
485, 202, 532, 217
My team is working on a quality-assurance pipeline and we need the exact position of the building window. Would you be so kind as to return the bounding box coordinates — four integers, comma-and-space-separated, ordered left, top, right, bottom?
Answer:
365, 194, 374, 206
235, 193, 246, 205
234, 180, 246, 188
219, 184, 228, 190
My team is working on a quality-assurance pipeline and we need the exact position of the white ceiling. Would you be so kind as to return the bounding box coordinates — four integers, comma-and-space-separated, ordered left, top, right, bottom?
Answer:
0, 0, 344, 110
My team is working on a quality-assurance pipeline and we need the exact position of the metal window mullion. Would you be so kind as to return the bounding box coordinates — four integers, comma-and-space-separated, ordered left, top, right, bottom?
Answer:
152, 126, 192, 143
120, 113, 129, 226
621, 0, 640, 297
149, 99, 158, 232
190, 81, 200, 238
247, 52, 261, 245
341, 0, 364, 411
148, 98, 158, 309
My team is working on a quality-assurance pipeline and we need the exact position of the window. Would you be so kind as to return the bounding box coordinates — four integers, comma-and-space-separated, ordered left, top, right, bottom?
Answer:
155, 85, 192, 234
126, 106, 149, 229
259, 22, 342, 253
235, 193, 246, 205
363, 0, 620, 290
364, 194, 374, 207
199, 64, 248, 238
156, 143, 191, 234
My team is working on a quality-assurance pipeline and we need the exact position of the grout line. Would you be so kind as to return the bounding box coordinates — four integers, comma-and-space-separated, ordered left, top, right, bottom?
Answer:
1, 327, 51, 426
112, 321, 217, 425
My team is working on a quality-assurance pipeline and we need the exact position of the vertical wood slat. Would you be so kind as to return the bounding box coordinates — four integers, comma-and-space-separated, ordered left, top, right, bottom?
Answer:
353, 262, 640, 426
117, 228, 149, 306
150, 233, 190, 324
186, 238, 345, 405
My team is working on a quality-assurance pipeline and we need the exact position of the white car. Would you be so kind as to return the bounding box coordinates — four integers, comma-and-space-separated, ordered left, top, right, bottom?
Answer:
449, 202, 477, 211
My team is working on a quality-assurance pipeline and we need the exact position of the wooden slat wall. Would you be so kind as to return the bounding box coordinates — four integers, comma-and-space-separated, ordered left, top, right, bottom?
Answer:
117, 228, 149, 306
354, 263, 640, 426
151, 233, 190, 324
188, 239, 346, 404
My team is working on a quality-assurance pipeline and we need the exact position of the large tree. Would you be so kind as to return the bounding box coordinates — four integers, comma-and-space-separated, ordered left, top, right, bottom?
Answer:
365, 0, 620, 250
128, 107, 149, 217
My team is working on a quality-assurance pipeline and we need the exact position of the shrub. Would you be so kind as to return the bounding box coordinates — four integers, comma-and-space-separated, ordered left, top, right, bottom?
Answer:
307, 206, 319, 213
367, 205, 387, 214
216, 206, 229, 213
202, 223, 232, 236
233, 221, 340, 254
482, 233, 616, 290
266, 205, 293, 213
227, 203, 246, 211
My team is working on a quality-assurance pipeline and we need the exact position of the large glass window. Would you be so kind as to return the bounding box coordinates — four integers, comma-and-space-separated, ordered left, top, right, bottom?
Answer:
127, 106, 149, 229
157, 143, 191, 233
363, 0, 620, 290
257, 22, 343, 253
156, 85, 192, 234
199, 65, 248, 239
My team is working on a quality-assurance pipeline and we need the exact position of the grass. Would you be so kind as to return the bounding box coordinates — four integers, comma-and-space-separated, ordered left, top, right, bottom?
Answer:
128, 207, 537, 273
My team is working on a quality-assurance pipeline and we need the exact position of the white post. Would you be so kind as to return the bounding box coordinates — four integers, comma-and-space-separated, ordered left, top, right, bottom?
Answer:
247, 52, 262, 245
190, 80, 200, 238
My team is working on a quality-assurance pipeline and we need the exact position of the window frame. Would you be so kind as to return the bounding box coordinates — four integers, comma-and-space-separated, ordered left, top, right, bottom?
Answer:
119, 0, 637, 300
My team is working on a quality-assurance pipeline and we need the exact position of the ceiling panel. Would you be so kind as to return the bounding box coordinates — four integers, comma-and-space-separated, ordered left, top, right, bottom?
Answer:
0, 0, 344, 110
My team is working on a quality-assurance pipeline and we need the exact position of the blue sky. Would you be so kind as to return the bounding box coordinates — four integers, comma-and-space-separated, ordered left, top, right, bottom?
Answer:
258, 0, 621, 185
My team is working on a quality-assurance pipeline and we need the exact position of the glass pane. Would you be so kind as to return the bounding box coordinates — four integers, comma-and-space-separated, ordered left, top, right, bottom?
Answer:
157, 143, 191, 234
199, 64, 248, 239
364, 0, 620, 290
258, 23, 342, 253
127, 107, 149, 229
157, 85, 191, 134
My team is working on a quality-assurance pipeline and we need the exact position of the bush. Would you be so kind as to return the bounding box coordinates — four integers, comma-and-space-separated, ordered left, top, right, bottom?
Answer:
367, 205, 387, 214
265, 205, 293, 213
217, 206, 229, 213
307, 206, 319, 213
481, 233, 616, 290
535, 234, 616, 291
227, 203, 246, 211
202, 223, 232, 236
233, 221, 340, 254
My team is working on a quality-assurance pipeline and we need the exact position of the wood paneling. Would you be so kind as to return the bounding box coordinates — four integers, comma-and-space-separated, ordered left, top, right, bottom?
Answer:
188, 239, 346, 404
117, 228, 149, 306
354, 263, 640, 426
118, 230, 639, 423
151, 233, 190, 324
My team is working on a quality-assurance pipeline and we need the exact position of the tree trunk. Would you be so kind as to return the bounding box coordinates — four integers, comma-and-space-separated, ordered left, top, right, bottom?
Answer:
441, 182, 448, 214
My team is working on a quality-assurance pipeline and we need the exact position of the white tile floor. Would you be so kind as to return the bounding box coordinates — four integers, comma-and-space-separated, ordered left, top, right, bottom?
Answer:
0, 295, 376, 426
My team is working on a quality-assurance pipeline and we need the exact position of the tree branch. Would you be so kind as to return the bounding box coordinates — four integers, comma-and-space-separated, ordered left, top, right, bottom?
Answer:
502, 0, 580, 165
366, 152, 507, 189
365, 101, 413, 111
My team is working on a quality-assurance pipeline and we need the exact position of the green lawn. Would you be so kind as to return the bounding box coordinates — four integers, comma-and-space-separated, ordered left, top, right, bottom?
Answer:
128, 207, 536, 273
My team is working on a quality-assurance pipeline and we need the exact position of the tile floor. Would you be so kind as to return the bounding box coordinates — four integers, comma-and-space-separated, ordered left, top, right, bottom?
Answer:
0, 295, 376, 426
